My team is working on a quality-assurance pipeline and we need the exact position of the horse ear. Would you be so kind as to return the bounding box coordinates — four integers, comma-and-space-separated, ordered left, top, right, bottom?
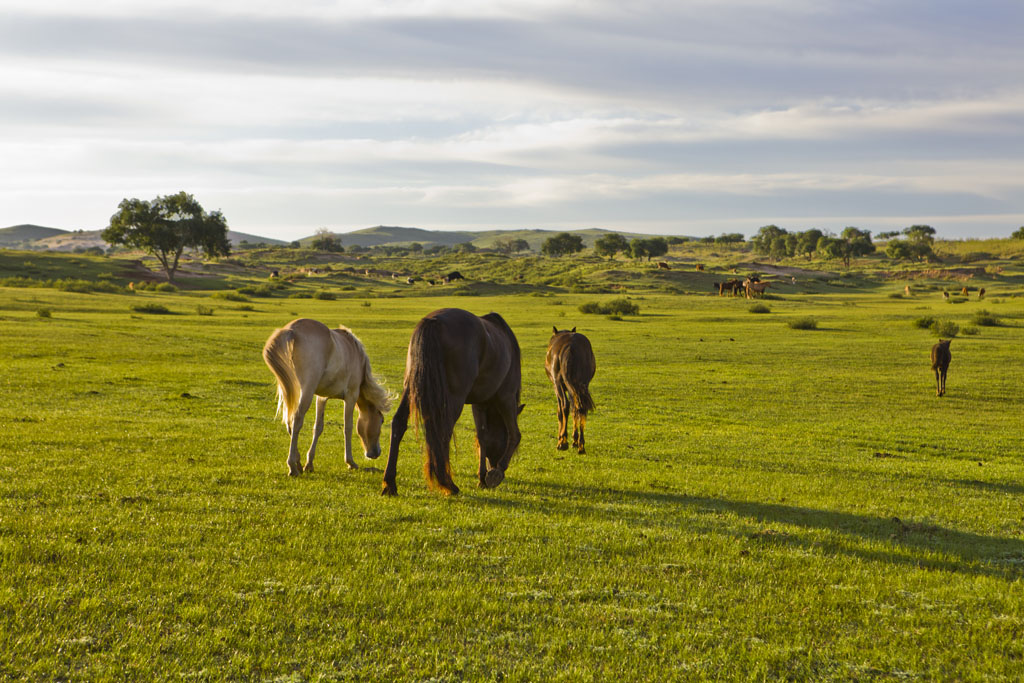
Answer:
552, 326, 558, 334
517, 404, 526, 415
571, 327, 576, 333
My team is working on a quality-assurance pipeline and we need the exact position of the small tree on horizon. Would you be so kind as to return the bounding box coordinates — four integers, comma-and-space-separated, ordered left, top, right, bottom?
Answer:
102, 191, 230, 282
594, 233, 630, 259
541, 232, 584, 257
310, 228, 344, 252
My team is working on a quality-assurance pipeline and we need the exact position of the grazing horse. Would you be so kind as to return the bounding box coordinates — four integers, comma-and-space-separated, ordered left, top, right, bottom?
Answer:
695, 263, 705, 271
657, 261, 671, 270
904, 284, 911, 296
942, 291, 950, 299
263, 319, 390, 476
931, 339, 952, 397
546, 327, 596, 453
443, 271, 465, 284
979, 287, 986, 300
716, 279, 743, 296
744, 279, 771, 299
961, 286, 969, 296
382, 308, 524, 496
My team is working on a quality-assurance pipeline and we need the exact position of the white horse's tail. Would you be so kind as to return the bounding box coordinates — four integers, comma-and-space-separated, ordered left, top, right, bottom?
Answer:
262, 327, 300, 428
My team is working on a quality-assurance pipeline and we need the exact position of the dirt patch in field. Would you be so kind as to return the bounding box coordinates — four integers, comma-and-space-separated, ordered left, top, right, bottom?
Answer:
732, 262, 838, 279
880, 267, 987, 281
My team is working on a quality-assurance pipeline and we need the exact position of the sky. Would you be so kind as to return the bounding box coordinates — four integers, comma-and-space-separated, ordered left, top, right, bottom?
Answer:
2, 0, 1023, 242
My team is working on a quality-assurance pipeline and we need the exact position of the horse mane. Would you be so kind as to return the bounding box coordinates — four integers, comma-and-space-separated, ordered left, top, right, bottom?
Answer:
334, 326, 392, 413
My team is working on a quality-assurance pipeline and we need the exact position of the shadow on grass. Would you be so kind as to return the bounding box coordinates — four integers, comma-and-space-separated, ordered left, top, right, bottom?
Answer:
481, 479, 1024, 580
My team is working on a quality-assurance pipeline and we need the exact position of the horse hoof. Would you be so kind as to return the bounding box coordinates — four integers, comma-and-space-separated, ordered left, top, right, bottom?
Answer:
381, 481, 397, 496
303, 464, 314, 473
485, 469, 505, 489
556, 442, 569, 451
289, 468, 302, 477
577, 447, 586, 454
346, 462, 358, 470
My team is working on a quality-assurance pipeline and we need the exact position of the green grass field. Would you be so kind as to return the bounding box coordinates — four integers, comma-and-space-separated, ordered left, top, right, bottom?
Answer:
1, 261, 1023, 680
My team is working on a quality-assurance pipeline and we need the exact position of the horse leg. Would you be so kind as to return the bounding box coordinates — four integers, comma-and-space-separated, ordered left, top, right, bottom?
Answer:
473, 403, 490, 488
382, 391, 410, 495
934, 368, 942, 397
574, 413, 587, 454
287, 392, 315, 476
342, 395, 358, 470
303, 395, 328, 473
555, 383, 570, 450
940, 367, 947, 396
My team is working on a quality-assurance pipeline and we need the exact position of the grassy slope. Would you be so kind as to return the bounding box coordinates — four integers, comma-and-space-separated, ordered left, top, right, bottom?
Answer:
1, 271, 1023, 679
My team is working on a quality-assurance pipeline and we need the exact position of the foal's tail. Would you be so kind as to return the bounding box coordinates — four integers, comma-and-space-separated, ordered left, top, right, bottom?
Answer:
262, 327, 300, 428
405, 317, 457, 493
567, 374, 595, 418
565, 348, 595, 418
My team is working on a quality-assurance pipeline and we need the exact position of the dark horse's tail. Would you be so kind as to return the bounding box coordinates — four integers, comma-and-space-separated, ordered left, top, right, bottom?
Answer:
565, 343, 595, 418
405, 317, 458, 494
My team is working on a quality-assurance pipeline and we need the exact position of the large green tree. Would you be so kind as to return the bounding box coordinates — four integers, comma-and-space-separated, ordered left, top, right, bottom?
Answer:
541, 232, 584, 257
594, 233, 630, 259
103, 192, 230, 282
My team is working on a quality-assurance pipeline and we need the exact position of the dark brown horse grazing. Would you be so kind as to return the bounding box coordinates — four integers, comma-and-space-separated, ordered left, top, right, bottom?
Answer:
931, 339, 952, 397
381, 308, 523, 496
546, 327, 596, 453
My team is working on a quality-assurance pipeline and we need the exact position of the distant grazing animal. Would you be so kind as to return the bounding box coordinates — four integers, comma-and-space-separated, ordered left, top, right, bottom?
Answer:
744, 279, 771, 299
716, 279, 743, 296
979, 287, 985, 299
406, 277, 417, 285
128, 282, 134, 291
270, 270, 279, 278
657, 262, 671, 270
904, 285, 911, 296
546, 327, 596, 454
930, 339, 952, 397
262, 319, 390, 476
443, 271, 465, 284
961, 286, 969, 296
695, 263, 705, 271
942, 291, 950, 300
427, 279, 436, 286
382, 308, 523, 496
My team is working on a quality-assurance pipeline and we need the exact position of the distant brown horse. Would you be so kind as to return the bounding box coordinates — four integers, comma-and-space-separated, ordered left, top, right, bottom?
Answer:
979, 287, 986, 300
716, 279, 743, 296
546, 327, 596, 453
931, 339, 952, 397
657, 261, 671, 270
382, 308, 523, 496
744, 279, 771, 299
263, 319, 390, 475
695, 263, 705, 271
961, 286, 969, 296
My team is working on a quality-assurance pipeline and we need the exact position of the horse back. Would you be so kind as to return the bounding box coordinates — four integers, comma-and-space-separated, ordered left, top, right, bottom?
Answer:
931, 341, 951, 370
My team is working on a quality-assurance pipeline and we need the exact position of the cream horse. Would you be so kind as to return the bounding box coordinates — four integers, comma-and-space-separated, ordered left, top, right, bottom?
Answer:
263, 319, 390, 476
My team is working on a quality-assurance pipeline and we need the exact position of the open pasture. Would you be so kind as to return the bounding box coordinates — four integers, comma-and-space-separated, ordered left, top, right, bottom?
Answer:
1, 284, 1023, 680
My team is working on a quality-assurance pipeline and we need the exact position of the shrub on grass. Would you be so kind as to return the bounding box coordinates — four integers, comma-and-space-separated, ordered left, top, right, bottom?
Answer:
788, 317, 818, 330
213, 291, 249, 302
930, 320, 959, 337
238, 284, 274, 297
961, 325, 980, 336
313, 290, 336, 300
153, 283, 178, 293
196, 305, 214, 316
36, 308, 52, 318
287, 292, 313, 299
913, 316, 936, 329
971, 309, 1000, 326
578, 298, 639, 316
131, 303, 173, 315
748, 303, 771, 314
